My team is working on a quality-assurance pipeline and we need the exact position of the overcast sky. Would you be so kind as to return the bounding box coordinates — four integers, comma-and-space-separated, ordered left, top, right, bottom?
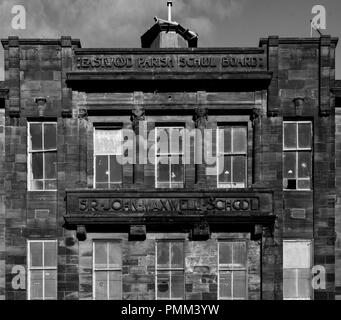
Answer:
0, 0, 340, 80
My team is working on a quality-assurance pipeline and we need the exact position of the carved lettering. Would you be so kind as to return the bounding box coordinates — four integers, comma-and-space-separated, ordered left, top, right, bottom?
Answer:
78, 197, 260, 213
76, 55, 263, 70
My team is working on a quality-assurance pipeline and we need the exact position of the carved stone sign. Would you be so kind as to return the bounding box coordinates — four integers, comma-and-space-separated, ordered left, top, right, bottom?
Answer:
78, 197, 260, 213
64, 190, 274, 230
75, 54, 265, 72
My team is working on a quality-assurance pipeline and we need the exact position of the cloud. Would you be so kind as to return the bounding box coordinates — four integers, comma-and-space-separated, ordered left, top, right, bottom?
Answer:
0, 0, 248, 80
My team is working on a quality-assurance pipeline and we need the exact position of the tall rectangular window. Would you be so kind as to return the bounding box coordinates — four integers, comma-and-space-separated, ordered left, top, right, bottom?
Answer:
94, 128, 123, 188
93, 241, 122, 300
28, 122, 57, 191
156, 241, 184, 300
283, 240, 313, 300
155, 127, 185, 188
217, 126, 247, 188
28, 240, 57, 300
283, 121, 312, 190
218, 241, 247, 300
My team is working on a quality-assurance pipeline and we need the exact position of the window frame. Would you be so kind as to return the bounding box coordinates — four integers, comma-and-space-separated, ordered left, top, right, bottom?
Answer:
155, 126, 185, 189
92, 240, 122, 300
218, 240, 248, 300
155, 240, 185, 300
283, 121, 313, 191
93, 127, 123, 189
216, 125, 248, 189
27, 239, 58, 300
27, 122, 57, 191
283, 239, 313, 300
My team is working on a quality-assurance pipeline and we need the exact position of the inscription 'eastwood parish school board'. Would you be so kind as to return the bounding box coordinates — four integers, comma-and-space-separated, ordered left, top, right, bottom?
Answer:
76, 54, 265, 71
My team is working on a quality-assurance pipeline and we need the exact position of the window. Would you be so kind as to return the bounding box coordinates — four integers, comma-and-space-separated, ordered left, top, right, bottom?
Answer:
283, 121, 312, 190
93, 241, 122, 300
283, 240, 313, 300
218, 241, 247, 300
155, 127, 184, 188
94, 128, 123, 188
217, 126, 247, 188
27, 240, 57, 300
156, 241, 184, 300
28, 122, 57, 191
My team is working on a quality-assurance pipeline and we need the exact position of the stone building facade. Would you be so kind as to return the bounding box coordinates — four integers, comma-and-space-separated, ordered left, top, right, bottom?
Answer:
0, 17, 339, 300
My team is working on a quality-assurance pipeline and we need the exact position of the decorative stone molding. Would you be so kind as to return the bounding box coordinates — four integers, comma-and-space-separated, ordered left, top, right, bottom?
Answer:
78, 107, 88, 120
76, 225, 87, 241
189, 221, 210, 241
251, 108, 261, 126
35, 97, 47, 117
131, 105, 146, 129
293, 97, 305, 116
129, 225, 146, 241
193, 106, 208, 128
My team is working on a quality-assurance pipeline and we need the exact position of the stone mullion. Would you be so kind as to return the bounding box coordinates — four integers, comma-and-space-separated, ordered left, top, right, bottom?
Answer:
131, 92, 146, 186
194, 92, 208, 188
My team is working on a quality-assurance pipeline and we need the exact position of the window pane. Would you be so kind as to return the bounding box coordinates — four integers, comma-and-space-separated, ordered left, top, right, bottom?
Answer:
108, 242, 121, 269
95, 271, 108, 300
44, 123, 57, 150
45, 180, 57, 190
219, 242, 232, 265
283, 241, 312, 269
44, 242, 57, 267
32, 153, 44, 180
109, 271, 122, 300
233, 271, 247, 299
283, 269, 297, 299
298, 123, 311, 149
218, 127, 231, 153
44, 270, 57, 300
298, 269, 312, 299
219, 271, 232, 299
157, 271, 170, 299
109, 155, 122, 183
156, 128, 169, 155
171, 242, 184, 268
95, 156, 109, 185
95, 129, 122, 155
171, 157, 184, 184
170, 128, 183, 154
157, 242, 169, 268
232, 156, 246, 185
30, 270, 43, 300
171, 271, 184, 299
283, 152, 296, 179
157, 156, 170, 185
298, 152, 311, 179
31, 180, 44, 191
45, 152, 57, 179
284, 123, 297, 149
30, 123, 42, 151
298, 179, 311, 190
233, 127, 247, 153
233, 242, 247, 267
95, 242, 107, 268
218, 156, 231, 184
30, 242, 43, 267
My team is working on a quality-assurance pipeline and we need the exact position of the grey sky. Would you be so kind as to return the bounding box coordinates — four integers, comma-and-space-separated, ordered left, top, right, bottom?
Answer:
0, 0, 340, 80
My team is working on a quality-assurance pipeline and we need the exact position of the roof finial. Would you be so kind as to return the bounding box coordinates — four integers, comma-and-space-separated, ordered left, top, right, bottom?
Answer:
167, 1, 173, 22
